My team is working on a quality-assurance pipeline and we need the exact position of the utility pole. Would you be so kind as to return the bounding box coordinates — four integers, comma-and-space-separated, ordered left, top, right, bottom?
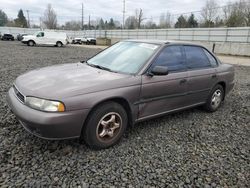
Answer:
26, 10, 30, 28
88, 15, 90, 30
123, 0, 126, 29
81, 3, 84, 30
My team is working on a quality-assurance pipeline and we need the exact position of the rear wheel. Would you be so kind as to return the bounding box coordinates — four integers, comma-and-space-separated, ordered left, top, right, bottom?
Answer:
204, 84, 224, 112
83, 102, 128, 149
56, 41, 63, 47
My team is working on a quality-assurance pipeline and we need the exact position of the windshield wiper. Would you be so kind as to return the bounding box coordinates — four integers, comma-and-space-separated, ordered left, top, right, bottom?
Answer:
86, 62, 117, 73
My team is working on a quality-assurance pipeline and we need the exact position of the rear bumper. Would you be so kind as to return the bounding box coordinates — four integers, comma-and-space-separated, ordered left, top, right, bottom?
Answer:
7, 87, 90, 140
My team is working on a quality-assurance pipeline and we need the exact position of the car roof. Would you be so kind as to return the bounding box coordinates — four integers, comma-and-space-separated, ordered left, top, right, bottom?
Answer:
124, 39, 203, 47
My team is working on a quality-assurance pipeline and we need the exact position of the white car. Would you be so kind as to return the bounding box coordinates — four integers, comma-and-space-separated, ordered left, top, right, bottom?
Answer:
72, 37, 96, 45
22, 31, 67, 47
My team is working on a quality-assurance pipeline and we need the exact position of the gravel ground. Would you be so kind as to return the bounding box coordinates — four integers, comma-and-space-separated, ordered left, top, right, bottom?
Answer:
0, 41, 249, 187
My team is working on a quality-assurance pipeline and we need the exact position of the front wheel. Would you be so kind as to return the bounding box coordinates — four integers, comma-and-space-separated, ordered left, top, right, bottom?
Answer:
28, 40, 35, 46
83, 102, 128, 149
204, 84, 224, 112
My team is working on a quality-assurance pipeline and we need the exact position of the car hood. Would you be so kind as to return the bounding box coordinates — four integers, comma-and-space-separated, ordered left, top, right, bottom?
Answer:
22, 35, 35, 40
15, 63, 138, 99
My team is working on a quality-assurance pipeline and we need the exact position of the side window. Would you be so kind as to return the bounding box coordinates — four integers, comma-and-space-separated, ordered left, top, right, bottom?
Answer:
37, 32, 44, 37
152, 46, 186, 72
184, 46, 211, 69
203, 49, 218, 67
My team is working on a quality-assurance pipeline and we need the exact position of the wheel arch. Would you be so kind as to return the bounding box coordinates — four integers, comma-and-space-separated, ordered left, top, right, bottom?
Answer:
56, 41, 63, 45
217, 81, 226, 100
28, 40, 36, 45
81, 97, 133, 136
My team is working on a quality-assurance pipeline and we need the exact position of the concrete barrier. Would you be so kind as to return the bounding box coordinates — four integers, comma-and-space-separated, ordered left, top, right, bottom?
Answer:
96, 38, 111, 46
110, 38, 250, 56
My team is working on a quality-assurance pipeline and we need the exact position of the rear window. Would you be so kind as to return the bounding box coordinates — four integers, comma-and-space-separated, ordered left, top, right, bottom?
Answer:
184, 46, 211, 69
203, 49, 218, 67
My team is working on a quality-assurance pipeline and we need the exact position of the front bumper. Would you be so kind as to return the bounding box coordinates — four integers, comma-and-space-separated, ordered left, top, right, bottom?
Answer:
21, 41, 28, 44
7, 87, 90, 140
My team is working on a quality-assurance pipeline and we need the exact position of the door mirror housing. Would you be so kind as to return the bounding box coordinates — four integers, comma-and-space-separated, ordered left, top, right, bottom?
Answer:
149, 66, 169, 76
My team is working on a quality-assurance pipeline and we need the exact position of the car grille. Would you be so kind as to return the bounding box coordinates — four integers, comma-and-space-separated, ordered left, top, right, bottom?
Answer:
13, 85, 25, 103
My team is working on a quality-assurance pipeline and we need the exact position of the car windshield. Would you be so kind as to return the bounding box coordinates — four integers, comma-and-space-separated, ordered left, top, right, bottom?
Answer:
87, 41, 160, 74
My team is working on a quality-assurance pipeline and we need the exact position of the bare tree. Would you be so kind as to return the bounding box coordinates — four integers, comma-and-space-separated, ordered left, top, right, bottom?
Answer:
224, 0, 247, 27
42, 4, 57, 29
144, 17, 157, 29
135, 9, 145, 29
201, 0, 218, 27
159, 12, 172, 28
125, 16, 137, 29
243, 0, 250, 26
64, 20, 81, 30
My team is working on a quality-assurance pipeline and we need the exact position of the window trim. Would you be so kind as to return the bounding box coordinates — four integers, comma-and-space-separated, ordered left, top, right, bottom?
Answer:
37, 32, 44, 38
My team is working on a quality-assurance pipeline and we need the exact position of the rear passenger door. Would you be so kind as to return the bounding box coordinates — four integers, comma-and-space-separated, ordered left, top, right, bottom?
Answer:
184, 45, 218, 105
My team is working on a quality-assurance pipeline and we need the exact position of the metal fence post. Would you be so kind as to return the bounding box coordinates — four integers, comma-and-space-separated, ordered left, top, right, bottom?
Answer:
208, 28, 211, 42
178, 29, 181, 40
247, 27, 250, 43
225, 27, 229, 42
192, 29, 194, 41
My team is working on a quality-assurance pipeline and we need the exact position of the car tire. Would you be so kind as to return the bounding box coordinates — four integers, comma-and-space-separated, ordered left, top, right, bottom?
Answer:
28, 40, 35, 46
56, 41, 63, 47
83, 102, 128, 149
204, 84, 224, 112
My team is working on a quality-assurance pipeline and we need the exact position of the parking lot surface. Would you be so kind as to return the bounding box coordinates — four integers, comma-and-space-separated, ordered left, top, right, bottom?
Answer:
0, 41, 249, 187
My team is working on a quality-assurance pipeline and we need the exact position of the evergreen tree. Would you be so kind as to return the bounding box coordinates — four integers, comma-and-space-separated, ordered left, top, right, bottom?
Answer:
14, 9, 28, 28
175, 15, 187, 28
187, 14, 198, 28
99, 18, 105, 29
108, 18, 115, 29
0, 9, 8, 26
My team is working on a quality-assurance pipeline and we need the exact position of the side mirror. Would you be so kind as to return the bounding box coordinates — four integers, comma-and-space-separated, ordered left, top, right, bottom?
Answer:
149, 66, 169, 76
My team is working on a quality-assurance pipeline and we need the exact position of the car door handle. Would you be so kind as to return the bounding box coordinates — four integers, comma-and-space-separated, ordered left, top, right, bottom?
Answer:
180, 79, 187, 84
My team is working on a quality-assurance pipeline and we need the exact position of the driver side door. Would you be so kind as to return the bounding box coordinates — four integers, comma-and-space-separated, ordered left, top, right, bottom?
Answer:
138, 45, 188, 120
35, 32, 45, 45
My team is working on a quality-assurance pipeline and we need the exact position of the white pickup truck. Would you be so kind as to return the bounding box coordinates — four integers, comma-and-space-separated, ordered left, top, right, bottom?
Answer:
72, 37, 96, 45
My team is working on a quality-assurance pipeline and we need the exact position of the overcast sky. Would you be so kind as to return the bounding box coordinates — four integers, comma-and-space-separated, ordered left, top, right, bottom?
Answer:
0, 0, 238, 25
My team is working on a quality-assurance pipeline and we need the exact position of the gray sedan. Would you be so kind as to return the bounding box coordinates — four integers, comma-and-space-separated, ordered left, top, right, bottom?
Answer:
7, 40, 235, 149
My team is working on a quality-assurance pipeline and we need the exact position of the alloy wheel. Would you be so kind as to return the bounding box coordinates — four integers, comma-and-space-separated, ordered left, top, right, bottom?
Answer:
211, 89, 222, 109
96, 112, 122, 143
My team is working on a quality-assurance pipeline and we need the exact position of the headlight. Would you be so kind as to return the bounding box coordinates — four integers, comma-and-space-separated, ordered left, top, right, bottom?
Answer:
25, 97, 65, 112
